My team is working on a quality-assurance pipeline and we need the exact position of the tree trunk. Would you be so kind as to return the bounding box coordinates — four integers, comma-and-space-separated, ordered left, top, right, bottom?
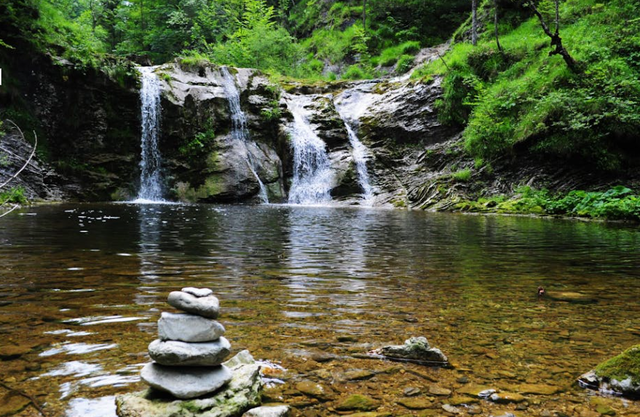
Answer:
527, 0, 580, 72
494, 0, 502, 52
472, 0, 478, 46
363, 0, 367, 31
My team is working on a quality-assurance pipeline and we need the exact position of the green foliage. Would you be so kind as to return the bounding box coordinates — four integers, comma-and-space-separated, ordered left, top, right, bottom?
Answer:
344, 65, 371, 80
261, 100, 282, 121
0, 187, 28, 205
395, 54, 415, 74
452, 168, 472, 182
372, 40, 420, 67
459, 186, 640, 221
418, 0, 640, 170
179, 118, 215, 158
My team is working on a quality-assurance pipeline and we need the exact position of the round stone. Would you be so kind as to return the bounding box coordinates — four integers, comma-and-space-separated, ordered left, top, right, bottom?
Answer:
158, 312, 225, 342
168, 291, 220, 318
182, 287, 213, 298
148, 337, 231, 366
140, 363, 232, 399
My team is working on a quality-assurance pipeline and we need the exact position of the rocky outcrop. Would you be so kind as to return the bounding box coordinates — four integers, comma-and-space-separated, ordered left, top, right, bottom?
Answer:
578, 345, 640, 398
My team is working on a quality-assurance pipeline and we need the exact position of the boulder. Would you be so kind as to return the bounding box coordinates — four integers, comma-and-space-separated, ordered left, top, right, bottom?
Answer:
148, 338, 231, 366
140, 363, 232, 399
168, 291, 220, 318
117, 351, 262, 417
578, 344, 640, 398
158, 312, 225, 342
370, 336, 448, 366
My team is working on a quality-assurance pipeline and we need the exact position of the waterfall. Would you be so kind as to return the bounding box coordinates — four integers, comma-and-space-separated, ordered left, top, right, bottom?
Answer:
334, 88, 376, 204
219, 67, 269, 203
285, 95, 334, 205
135, 67, 164, 202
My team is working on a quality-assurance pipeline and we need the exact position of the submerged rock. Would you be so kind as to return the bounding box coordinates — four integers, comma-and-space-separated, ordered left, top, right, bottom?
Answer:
168, 290, 220, 318
158, 312, 225, 342
148, 337, 231, 366
140, 363, 233, 399
545, 291, 597, 304
117, 351, 261, 416
242, 405, 290, 417
370, 336, 448, 365
578, 344, 640, 398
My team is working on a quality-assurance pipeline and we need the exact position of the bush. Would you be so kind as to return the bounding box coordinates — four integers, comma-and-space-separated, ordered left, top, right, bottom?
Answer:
452, 168, 472, 182
343, 65, 367, 80
396, 54, 415, 74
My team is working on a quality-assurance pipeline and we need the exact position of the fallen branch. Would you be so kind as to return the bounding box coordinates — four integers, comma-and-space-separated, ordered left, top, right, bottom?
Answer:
0, 204, 19, 218
0, 120, 38, 190
0, 381, 48, 417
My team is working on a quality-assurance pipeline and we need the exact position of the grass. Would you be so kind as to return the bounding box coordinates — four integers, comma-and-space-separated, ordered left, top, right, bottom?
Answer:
455, 186, 640, 221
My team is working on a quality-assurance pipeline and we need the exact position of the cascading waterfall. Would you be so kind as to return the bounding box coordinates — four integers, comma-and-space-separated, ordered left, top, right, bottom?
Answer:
219, 67, 269, 203
285, 95, 334, 205
334, 88, 376, 204
135, 67, 164, 202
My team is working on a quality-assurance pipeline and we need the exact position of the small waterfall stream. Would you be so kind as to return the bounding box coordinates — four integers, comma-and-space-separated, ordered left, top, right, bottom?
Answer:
135, 67, 164, 202
219, 67, 269, 203
285, 95, 334, 205
335, 87, 376, 204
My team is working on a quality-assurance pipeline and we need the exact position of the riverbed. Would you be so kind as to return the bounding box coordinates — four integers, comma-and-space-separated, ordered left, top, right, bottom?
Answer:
1, 203, 639, 416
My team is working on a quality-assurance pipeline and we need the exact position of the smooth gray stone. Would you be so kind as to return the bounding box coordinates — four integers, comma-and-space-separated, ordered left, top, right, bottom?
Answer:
148, 337, 231, 366
140, 363, 232, 399
168, 291, 220, 318
182, 287, 213, 298
158, 312, 225, 342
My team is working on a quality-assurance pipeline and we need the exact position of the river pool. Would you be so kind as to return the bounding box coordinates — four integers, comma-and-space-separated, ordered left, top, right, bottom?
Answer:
0, 203, 639, 416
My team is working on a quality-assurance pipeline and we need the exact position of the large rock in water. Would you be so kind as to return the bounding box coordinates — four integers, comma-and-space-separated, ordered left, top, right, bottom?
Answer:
140, 364, 233, 399
371, 337, 448, 365
148, 338, 231, 366
168, 290, 220, 318
578, 344, 640, 398
117, 351, 262, 416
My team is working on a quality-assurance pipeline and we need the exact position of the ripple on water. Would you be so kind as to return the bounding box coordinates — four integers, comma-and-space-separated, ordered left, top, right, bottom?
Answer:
40, 342, 118, 357
66, 396, 116, 417
63, 315, 145, 326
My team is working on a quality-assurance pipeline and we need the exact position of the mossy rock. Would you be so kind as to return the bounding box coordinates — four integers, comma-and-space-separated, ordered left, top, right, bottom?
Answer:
595, 345, 640, 387
336, 395, 380, 412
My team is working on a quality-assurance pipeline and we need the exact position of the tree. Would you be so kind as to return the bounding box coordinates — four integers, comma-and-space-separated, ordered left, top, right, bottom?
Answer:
525, 0, 580, 72
494, 0, 503, 52
471, 0, 478, 45
363, 0, 367, 31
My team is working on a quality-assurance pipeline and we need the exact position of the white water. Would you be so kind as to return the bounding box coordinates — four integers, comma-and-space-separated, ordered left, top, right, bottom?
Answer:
285, 95, 334, 205
334, 87, 376, 204
219, 67, 269, 203
134, 67, 165, 203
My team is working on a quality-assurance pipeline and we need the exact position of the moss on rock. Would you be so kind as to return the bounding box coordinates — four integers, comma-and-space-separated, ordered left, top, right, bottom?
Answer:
595, 345, 640, 386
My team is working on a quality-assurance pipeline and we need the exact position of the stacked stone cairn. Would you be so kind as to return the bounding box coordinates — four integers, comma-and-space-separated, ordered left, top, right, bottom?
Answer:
140, 287, 233, 399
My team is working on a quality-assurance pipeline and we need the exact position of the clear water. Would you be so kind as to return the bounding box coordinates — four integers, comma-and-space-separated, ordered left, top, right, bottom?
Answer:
334, 88, 376, 204
1, 205, 639, 416
135, 67, 164, 202
286, 95, 334, 205
219, 67, 269, 203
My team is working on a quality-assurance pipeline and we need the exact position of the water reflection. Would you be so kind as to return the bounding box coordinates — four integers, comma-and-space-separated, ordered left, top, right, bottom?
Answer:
0, 204, 639, 417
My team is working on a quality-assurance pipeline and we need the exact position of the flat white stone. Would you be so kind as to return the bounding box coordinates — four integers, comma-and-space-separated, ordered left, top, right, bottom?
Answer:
148, 337, 231, 366
243, 405, 291, 417
158, 312, 225, 342
168, 291, 219, 318
140, 363, 232, 399
182, 287, 213, 298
